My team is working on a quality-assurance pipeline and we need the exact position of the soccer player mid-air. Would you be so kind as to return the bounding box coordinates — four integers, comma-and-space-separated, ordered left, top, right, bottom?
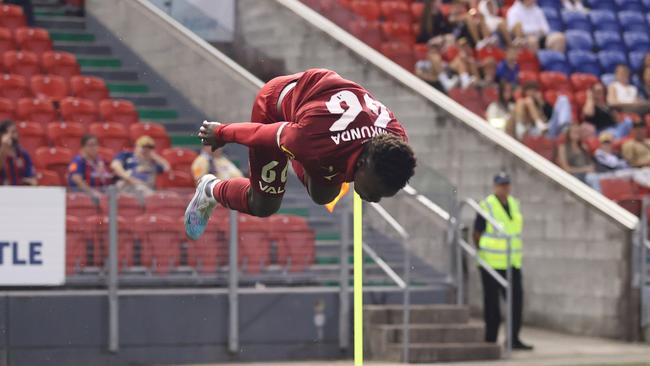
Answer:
185, 68, 416, 240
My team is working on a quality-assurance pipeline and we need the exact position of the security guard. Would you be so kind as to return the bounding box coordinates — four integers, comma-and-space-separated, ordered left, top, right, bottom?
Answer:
473, 172, 533, 351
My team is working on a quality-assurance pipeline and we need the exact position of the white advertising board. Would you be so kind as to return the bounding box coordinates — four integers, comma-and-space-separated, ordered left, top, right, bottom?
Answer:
0, 187, 66, 285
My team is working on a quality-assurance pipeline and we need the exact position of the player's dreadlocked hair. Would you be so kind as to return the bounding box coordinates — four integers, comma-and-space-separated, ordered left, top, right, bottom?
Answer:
367, 134, 416, 191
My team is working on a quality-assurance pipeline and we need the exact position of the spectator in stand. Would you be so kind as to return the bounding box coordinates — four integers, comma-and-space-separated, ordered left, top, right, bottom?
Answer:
487, 81, 515, 130
415, 38, 448, 92
561, 0, 587, 12
479, 57, 497, 86
448, 37, 480, 86
622, 121, 650, 167
607, 64, 639, 106
495, 47, 520, 84
637, 66, 650, 100
511, 81, 571, 138
557, 123, 597, 183
191, 146, 243, 183
594, 131, 629, 172
67, 134, 112, 201
110, 135, 170, 197
583, 82, 633, 137
507, 0, 566, 52
478, 0, 513, 47
417, 0, 454, 44
0, 120, 35, 186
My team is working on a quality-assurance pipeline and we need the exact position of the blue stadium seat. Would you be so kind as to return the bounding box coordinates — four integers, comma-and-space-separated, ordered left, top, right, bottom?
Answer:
643, 0, 650, 8
623, 31, 650, 50
594, 31, 625, 52
548, 19, 564, 31
565, 30, 593, 50
542, 7, 559, 20
538, 0, 562, 8
568, 50, 601, 75
598, 50, 628, 73
588, 0, 617, 10
618, 11, 648, 33
615, 0, 646, 11
561, 10, 591, 32
538, 50, 571, 74
589, 10, 620, 32
629, 51, 647, 71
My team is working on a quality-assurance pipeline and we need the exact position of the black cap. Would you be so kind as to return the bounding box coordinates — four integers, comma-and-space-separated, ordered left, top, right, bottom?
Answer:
494, 172, 511, 185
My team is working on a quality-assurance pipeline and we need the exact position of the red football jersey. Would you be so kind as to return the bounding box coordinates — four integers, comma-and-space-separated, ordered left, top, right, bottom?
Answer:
276, 68, 407, 185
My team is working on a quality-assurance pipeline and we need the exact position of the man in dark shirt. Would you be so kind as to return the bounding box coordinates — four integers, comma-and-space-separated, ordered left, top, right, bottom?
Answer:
0, 120, 36, 186
583, 83, 633, 138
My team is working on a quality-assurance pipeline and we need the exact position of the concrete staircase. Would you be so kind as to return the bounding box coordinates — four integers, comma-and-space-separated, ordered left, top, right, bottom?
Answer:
365, 304, 501, 362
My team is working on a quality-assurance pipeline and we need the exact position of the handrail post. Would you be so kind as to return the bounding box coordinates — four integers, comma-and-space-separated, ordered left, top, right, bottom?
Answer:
228, 209, 239, 354
641, 198, 648, 328
505, 236, 513, 358
402, 236, 410, 363
107, 185, 119, 353
339, 200, 351, 352
455, 209, 463, 306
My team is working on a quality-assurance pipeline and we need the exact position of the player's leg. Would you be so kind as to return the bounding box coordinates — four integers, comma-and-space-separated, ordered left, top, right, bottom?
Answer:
291, 161, 340, 205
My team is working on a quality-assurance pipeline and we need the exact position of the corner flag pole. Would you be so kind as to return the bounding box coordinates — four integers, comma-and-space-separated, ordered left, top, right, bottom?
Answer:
353, 192, 363, 365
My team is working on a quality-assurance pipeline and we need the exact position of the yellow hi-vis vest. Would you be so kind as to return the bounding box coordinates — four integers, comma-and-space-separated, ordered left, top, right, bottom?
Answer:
478, 194, 523, 269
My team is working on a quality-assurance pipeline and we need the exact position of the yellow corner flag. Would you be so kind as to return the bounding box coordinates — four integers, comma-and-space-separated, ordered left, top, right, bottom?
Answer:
324, 182, 350, 213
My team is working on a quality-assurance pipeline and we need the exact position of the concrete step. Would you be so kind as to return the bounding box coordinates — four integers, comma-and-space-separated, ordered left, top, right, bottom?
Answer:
82, 68, 140, 82
373, 323, 485, 343
54, 42, 112, 55
36, 15, 86, 30
107, 82, 149, 94
365, 304, 469, 325
78, 56, 122, 69
109, 93, 168, 107
384, 342, 501, 363
49, 29, 96, 43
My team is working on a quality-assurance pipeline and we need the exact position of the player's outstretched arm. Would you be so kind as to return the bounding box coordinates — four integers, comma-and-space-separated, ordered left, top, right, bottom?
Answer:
199, 120, 290, 151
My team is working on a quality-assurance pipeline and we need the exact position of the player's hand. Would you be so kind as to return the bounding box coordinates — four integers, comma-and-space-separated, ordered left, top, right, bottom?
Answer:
0, 132, 12, 147
198, 120, 224, 151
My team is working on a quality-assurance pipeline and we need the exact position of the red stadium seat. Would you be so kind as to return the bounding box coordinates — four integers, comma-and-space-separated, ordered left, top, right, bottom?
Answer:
413, 43, 428, 60
187, 209, 229, 272
0, 28, 14, 54
161, 147, 198, 173
66, 215, 91, 274
60, 97, 98, 124
618, 197, 642, 216
380, 1, 412, 22
16, 98, 56, 125
134, 214, 182, 273
14, 27, 52, 55
270, 215, 315, 272
0, 97, 15, 120
47, 122, 85, 150
539, 71, 572, 92
0, 5, 26, 30
0, 73, 29, 101
348, 20, 383, 49
15, 121, 45, 155
543, 90, 575, 106
411, 2, 425, 19
67, 192, 100, 217
144, 191, 185, 216
350, 0, 381, 20
238, 214, 271, 273
522, 134, 556, 160
477, 46, 505, 63
381, 22, 415, 44
3, 50, 39, 79
98, 99, 138, 127
70, 76, 109, 104
156, 170, 195, 189
99, 194, 143, 218
35, 146, 73, 182
517, 48, 540, 72
87, 215, 137, 269
41, 51, 80, 79
129, 122, 171, 150
30, 74, 68, 101
518, 70, 539, 85
482, 85, 499, 106
97, 146, 116, 164
600, 178, 637, 201
380, 41, 415, 71
570, 72, 599, 92
89, 122, 129, 151
448, 87, 486, 117
37, 169, 62, 186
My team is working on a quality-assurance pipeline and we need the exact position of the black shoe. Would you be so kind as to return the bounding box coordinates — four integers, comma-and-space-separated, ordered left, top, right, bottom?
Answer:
512, 340, 534, 351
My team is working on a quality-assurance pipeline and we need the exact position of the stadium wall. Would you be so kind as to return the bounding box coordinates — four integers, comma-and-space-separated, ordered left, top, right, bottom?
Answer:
85, 0, 641, 340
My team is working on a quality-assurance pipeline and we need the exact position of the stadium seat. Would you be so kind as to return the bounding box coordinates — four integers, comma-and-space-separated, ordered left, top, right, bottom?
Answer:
543, 90, 575, 106
518, 70, 540, 84
517, 48, 540, 72
380, 41, 415, 70
97, 146, 116, 164
537, 50, 570, 74
350, 0, 381, 20
15, 121, 45, 155
477, 46, 505, 63
588, 0, 617, 10
89, 122, 129, 151
37, 169, 62, 186
47, 122, 85, 151
380, 1, 412, 22
70, 76, 110, 104
66, 215, 91, 274
0, 5, 26, 30
134, 214, 182, 273
16, 98, 56, 125
413, 43, 428, 60
0, 28, 14, 54
144, 191, 185, 216
0, 97, 14, 120
598, 50, 628, 73
381, 22, 415, 44
14, 27, 52, 54
270, 215, 315, 272
0, 73, 29, 101
348, 20, 382, 49
448, 87, 486, 116
86, 215, 137, 269
98, 99, 139, 127
410, 2, 425, 19
570, 73, 599, 91
3, 50, 39, 79
618, 11, 647, 33
600, 178, 637, 200
542, 7, 559, 22
60, 97, 98, 124
623, 32, 650, 52
35, 146, 73, 182
156, 170, 195, 189
565, 30, 593, 51
238, 215, 271, 273
594, 31, 625, 53
129, 122, 171, 150
41, 51, 80, 79
67, 192, 99, 217
30, 74, 68, 101
161, 147, 198, 173
547, 18, 564, 32
539, 0, 561, 7
589, 10, 620, 32
522, 134, 556, 160
561, 10, 591, 32
99, 194, 143, 218
629, 51, 647, 71
615, 0, 645, 11
567, 50, 601, 76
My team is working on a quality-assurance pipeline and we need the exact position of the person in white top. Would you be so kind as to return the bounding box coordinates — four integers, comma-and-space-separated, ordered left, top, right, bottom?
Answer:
507, 0, 566, 52
478, 0, 512, 47
561, 0, 588, 12
607, 64, 639, 105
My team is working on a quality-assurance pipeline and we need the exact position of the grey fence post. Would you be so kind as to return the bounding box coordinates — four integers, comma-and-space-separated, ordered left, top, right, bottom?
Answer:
505, 237, 513, 358
228, 209, 239, 354
107, 185, 119, 353
339, 200, 351, 351
402, 238, 411, 363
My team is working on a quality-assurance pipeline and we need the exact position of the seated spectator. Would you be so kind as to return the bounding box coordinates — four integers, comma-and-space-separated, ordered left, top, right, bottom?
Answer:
557, 123, 596, 183
478, 0, 512, 47
507, 0, 566, 52
510, 81, 571, 138
607, 64, 639, 106
486, 81, 515, 129
415, 39, 448, 92
447, 37, 480, 86
191, 147, 243, 183
417, 0, 454, 44
416, 38, 478, 92
67, 134, 112, 201
583, 82, 633, 137
110, 135, 170, 197
495, 47, 520, 84
561, 0, 587, 12
637, 66, 650, 100
479, 56, 497, 86
622, 121, 650, 167
594, 131, 629, 172
0, 120, 36, 186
